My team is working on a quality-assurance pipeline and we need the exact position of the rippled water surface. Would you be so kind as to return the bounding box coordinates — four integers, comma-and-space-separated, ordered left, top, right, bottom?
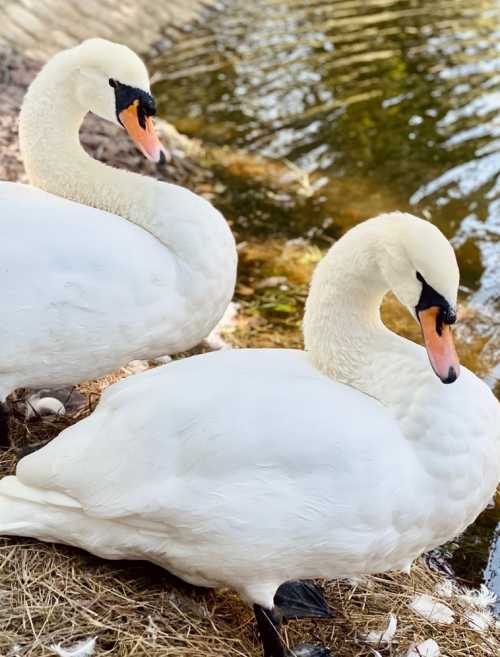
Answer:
151, 0, 499, 605
153, 0, 499, 311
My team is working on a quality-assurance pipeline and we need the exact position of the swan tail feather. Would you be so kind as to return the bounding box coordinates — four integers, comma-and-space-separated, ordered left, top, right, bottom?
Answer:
0, 475, 81, 539
0, 476, 145, 562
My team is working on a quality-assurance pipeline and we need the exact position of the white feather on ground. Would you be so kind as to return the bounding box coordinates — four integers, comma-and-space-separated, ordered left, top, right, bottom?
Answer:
361, 613, 397, 645
25, 395, 65, 419
433, 579, 455, 599
433, 580, 496, 632
457, 584, 497, 610
408, 595, 454, 624
404, 638, 441, 657
121, 360, 151, 375
151, 354, 172, 365
50, 637, 96, 657
147, 616, 159, 642
464, 608, 495, 632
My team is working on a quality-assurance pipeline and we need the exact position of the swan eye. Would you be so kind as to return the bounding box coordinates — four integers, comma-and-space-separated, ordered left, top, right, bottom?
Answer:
415, 272, 456, 325
111, 80, 156, 127
141, 95, 156, 117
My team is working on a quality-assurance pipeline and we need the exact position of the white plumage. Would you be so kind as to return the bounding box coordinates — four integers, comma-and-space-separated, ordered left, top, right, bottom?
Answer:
0, 38, 236, 404
50, 637, 96, 657
405, 639, 441, 657
408, 596, 454, 625
0, 213, 498, 654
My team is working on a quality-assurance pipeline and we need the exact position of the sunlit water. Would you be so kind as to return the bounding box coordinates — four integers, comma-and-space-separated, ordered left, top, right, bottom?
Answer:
151, 0, 500, 608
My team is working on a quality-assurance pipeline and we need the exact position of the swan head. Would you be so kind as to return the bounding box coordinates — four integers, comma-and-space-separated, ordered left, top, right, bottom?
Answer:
377, 213, 460, 383
72, 38, 169, 163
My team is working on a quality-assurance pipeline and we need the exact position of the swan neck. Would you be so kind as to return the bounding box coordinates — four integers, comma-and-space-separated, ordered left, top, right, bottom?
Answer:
303, 228, 398, 396
16, 48, 238, 352
19, 53, 157, 230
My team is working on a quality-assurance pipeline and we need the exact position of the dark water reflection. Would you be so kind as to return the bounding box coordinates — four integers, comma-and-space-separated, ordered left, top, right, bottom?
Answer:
151, 0, 499, 604
153, 0, 499, 310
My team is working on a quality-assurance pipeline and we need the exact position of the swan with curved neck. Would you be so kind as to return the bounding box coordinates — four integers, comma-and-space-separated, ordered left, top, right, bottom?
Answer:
20, 39, 172, 250
0, 213, 498, 657
304, 213, 460, 397
0, 39, 237, 444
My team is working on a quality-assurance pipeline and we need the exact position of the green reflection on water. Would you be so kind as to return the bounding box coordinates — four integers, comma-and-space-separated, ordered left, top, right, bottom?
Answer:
153, 1, 499, 275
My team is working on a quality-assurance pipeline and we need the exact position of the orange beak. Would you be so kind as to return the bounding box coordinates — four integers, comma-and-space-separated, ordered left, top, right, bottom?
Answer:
119, 100, 170, 164
418, 306, 460, 383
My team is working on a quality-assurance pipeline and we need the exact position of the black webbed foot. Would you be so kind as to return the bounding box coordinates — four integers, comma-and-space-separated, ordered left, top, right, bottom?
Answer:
254, 601, 332, 657
275, 580, 334, 620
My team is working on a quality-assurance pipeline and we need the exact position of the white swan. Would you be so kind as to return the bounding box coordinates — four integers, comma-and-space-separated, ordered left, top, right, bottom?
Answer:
0, 38, 237, 443
0, 213, 498, 657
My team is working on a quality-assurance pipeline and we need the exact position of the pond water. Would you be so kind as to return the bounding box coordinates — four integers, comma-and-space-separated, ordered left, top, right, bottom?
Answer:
150, 0, 500, 609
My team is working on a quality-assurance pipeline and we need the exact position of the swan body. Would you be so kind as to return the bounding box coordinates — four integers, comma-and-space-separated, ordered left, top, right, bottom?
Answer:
0, 212, 498, 653
0, 182, 232, 395
1, 347, 497, 599
0, 39, 236, 404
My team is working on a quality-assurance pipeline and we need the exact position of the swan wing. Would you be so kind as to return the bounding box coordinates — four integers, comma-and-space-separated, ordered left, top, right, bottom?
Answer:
15, 349, 409, 522
0, 183, 182, 387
